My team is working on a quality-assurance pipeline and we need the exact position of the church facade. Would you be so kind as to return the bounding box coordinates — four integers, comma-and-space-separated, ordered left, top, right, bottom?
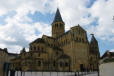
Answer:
10, 9, 100, 72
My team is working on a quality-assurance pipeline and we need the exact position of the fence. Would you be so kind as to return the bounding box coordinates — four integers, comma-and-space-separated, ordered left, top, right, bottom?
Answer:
7, 71, 98, 76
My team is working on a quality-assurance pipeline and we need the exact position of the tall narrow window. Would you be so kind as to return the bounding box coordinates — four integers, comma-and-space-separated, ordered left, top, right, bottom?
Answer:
79, 30, 80, 34
37, 47, 39, 50
82, 39, 84, 42
65, 62, 69, 67
30, 53, 32, 57
38, 61, 41, 66
56, 24, 58, 27
38, 53, 40, 57
41, 47, 43, 51
60, 62, 63, 67
53, 61, 56, 66
60, 23, 62, 26
55, 24, 57, 28
30, 46, 32, 50
34, 46, 36, 51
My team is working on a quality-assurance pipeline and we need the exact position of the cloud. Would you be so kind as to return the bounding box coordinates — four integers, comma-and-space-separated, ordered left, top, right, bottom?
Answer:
87, 0, 114, 40
0, 0, 53, 53
0, 0, 114, 54
110, 49, 114, 52
0, 14, 51, 53
0, 0, 52, 16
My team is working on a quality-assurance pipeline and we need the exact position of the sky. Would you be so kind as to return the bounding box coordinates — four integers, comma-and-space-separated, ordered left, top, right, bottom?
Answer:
0, 0, 114, 56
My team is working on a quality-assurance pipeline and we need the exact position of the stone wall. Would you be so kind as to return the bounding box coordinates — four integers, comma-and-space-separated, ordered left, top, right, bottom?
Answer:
100, 62, 114, 76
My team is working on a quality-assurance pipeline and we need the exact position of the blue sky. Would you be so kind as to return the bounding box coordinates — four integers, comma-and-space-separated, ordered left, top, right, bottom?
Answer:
0, 0, 114, 56
28, 12, 54, 24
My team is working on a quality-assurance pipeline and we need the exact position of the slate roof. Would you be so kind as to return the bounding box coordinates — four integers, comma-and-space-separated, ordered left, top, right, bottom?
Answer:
52, 8, 63, 23
58, 54, 70, 59
0, 48, 18, 56
101, 51, 114, 59
0, 48, 8, 53
30, 38, 45, 44
90, 34, 98, 44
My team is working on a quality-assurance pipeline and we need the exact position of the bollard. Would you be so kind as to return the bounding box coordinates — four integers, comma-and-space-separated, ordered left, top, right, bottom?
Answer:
75, 72, 77, 76
77, 71, 79, 76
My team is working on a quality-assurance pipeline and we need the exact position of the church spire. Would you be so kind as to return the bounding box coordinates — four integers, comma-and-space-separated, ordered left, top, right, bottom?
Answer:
90, 34, 98, 44
52, 8, 65, 38
53, 8, 63, 23
20, 47, 26, 54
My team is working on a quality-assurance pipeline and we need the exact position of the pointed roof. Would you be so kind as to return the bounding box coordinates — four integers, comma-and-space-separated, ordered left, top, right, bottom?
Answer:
20, 47, 26, 53
101, 50, 114, 59
90, 34, 98, 44
30, 38, 45, 45
0, 48, 8, 53
53, 8, 63, 23
57, 54, 70, 59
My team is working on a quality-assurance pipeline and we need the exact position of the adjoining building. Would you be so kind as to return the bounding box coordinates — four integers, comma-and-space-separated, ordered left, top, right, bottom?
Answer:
100, 50, 114, 63
8, 8, 100, 72
100, 50, 114, 76
0, 48, 17, 76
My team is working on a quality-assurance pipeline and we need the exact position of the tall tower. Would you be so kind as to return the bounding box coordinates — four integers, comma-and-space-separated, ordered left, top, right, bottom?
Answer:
89, 34, 100, 71
52, 8, 65, 38
90, 34, 100, 55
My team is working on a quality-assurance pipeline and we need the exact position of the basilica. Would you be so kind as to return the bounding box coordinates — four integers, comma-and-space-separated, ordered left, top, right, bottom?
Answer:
10, 8, 100, 72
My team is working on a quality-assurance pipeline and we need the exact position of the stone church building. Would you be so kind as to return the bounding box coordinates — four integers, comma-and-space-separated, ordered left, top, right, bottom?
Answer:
10, 8, 100, 72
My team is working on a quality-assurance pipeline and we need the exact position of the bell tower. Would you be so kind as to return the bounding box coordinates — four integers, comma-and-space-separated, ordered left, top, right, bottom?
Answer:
89, 34, 100, 71
90, 34, 100, 57
52, 8, 65, 38
90, 34, 99, 53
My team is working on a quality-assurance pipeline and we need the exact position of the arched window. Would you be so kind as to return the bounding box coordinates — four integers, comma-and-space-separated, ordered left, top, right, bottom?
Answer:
76, 37, 78, 41
41, 47, 43, 51
38, 53, 40, 57
63, 41, 65, 45
53, 61, 56, 66
55, 24, 58, 28
56, 24, 58, 27
79, 30, 80, 34
38, 61, 41, 66
72, 33, 74, 37
82, 38, 84, 42
60, 23, 62, 26
65, 62, 69, 67
37, 47, 39, 50
34, 46, 36, 51
79, 38, 81, 42
30, 46, 32, 50
30, 53, 32, 57
66, 40, 67, 44
60, 62, 63, 67
55, 24, 57, 28
56, 52, 59, 56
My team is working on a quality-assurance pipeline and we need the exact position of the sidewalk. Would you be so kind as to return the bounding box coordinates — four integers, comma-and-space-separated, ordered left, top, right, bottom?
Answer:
84, 73, 98, 76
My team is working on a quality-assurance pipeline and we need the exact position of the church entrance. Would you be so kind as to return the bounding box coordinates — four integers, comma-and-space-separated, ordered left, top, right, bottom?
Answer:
80, 64, 84, 71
